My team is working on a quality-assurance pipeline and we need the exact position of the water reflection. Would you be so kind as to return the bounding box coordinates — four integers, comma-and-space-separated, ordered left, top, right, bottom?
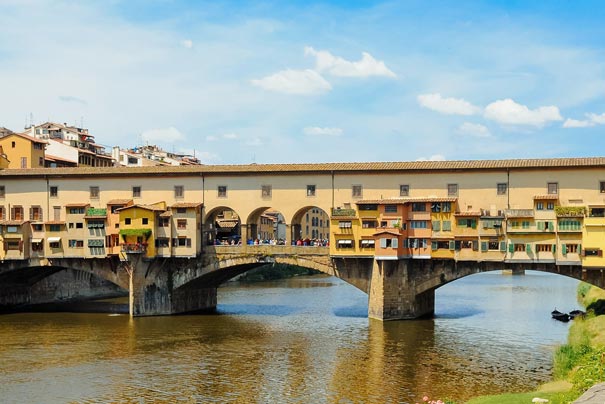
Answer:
0, 271, 580, 404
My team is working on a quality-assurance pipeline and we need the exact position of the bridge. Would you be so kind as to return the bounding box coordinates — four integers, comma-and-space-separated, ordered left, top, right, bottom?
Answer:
1, 244, 603, 319
2, 158, 605, 320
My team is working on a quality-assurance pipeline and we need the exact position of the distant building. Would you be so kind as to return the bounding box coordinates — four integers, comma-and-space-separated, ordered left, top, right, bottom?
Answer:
0, 132, 47, 169
112, 144, 202, 167
301, 208, 329, 240
27, 122, 114, 167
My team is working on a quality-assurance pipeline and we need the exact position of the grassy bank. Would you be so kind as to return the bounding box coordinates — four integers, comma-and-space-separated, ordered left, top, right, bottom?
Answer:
467, 283, 605, 404
236, 263, 321, 282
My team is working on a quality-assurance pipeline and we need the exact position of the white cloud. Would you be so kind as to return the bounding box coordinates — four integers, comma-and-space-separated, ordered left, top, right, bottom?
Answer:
206, 135, 218, 141
417, 93, 480, 115
416, 154, 446, 162
246, 137, 263, 146
58, 95, 87, 105
181, 39, 193, 49
303, 126, 343, 136
563, 118, 595, 128
457, 122, 491, 137
141, 127, 185, 143
484, 98, 562, 127
222, 132, 238, 139
251, 69, 331, 95
562, 112, 605, 128
304, 46, 396, 78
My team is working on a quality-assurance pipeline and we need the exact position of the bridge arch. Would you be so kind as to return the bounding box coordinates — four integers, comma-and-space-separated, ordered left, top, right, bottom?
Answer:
203, 206, 242, 245
290, 205, 331, 243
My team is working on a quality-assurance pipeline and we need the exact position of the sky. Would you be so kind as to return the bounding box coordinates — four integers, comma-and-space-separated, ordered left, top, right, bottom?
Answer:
1, 0, 604, 164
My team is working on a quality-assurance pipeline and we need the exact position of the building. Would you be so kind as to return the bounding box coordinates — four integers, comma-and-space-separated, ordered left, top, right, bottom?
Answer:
0, 132, 47, 169
112, 144, 202, 167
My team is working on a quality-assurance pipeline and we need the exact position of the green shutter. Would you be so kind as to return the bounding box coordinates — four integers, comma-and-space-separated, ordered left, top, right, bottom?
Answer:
578, 244, 582, 255
481, 241, 488, 252
471, 219, 477, 229
537, 221, 544, 231
552, 244, 556, 253
432, 221, 441, 231
526, 244, 532, 254
472, 240, 478, 251
431, 241, 438, 250
549, 221, 554, 231
508, 243, 514, 253
562, 244, 567, 256
500, 241, 506, 251
449, 240, 455, 250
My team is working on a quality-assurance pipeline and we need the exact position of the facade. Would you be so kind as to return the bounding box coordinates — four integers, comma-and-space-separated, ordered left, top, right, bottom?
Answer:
112, 145, 202, 167
0, 133, 47, 169
0, 158, 604, 270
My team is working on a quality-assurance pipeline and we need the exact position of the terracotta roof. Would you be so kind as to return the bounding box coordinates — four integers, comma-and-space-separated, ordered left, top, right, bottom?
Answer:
4, 132, 48, 144
3, 157, 605, 177
44, 220, 65, 225
159, 211, 173, 217
45, 154, 77, 164
454, 211, 482, 217
65, 203, 90, 207
373, 229, 402, 236
357, 197, 457, 204
107, 199, 132, 205
533, 194, 559, 200
171, 202, 203, 208
0, 220, 27, 225
116, 204, 165, 212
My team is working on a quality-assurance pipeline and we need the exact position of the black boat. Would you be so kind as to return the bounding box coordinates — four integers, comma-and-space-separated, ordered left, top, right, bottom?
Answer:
569, 309, 586, 320
551, 309, 570, 322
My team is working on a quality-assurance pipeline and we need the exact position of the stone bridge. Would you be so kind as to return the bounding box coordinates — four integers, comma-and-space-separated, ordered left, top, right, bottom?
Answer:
1, 246, 604, 320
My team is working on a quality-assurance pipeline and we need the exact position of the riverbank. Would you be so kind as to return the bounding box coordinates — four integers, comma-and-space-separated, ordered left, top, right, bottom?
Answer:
235, 263, 321, 282
467, 283, 605, 404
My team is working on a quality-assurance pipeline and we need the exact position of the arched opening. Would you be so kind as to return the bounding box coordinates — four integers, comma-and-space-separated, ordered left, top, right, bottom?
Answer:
245, 207, 287, 245
204, 206, 242, 245
291, 206, 330, 246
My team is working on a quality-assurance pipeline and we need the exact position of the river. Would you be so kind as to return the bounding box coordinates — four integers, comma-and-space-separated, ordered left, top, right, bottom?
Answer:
0, 270, 581, 404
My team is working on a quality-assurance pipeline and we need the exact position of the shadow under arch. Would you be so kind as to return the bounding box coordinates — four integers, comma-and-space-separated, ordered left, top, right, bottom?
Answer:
0, 265, 127, 311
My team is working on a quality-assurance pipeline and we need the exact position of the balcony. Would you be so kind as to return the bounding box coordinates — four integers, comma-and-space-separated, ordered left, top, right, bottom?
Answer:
121, 243, 147, 254
505, 209, 534, 218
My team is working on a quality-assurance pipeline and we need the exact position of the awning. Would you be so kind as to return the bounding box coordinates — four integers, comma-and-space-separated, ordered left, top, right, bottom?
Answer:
360, 240, 375, 246
47, 237, 61, 242
31, 238, 43, 243
337, 239, 353, 245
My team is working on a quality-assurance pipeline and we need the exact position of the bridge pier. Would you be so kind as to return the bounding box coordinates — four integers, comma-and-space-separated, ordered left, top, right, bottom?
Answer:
368, 259, 435, 320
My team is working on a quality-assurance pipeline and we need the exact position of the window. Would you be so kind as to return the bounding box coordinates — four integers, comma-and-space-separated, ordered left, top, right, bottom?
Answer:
447, 183, 458, 196
50, 186, 58, 197
176, 208, 186, 214
410, 221, 427, 229
536, 244, 553, 252
338, 221, 352, 229
432, 221, 440, 231
39, 157, 44, 166
69, 207, 85, 214
11, 205, 23, 221
411, 202, 426, 212
431, 203, 441, 213
21, 157, 27, 168
362, 220, 377, 228
460, 240, 474, 249
262, 185, 272, 198
142, 218, 149, 225
352, 185, 362, 198
32, 223, 43, 231
536, 202, 544, 210
68, 240, 84, 248
174, 185, 184, 198
90, 186, 99, 199
172, 237, 191, 247
32, 241, 44, 251
5, 240, 21, 251
488, 240, 500, 250
547, 182, 558, 194
0, 206, 4, 220
49, 224, 61, 232
30, 206, 43, 221
336, 239, 354, 249
584, 249, 602, 257
218, 186, 227, 198
132, 186, 141, 198
564, 244, 579, 254
177, 219, 187, 229
514, 243, 525, 252
600, 181, 605, 193
358, 204, 377, 211
125, 218, 131, 225
457, 218, 477, 229
400, 185, 409, 197
589, 208, 605, 217
87, 220, 104, 228
384, 205, 397, 213
155, 238, 170, 248
0, 186, 4, 198
307, 185, 316, 197
497, 183, 507, 195
359, 239, 375, 248
159, 217, 170, 227
11, 141, 15, 148
559, 220, 581, 231
76, 222, 83, 229
53, 206, 61, 220
522, 221, 530, 229
442, 220, 451, 231
547, 202, 555, 210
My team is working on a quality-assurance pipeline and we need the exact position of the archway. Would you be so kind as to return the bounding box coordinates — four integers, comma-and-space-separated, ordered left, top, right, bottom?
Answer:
245, 207, 287, 245
291, 206, 331, 246
204, 206, 242, 245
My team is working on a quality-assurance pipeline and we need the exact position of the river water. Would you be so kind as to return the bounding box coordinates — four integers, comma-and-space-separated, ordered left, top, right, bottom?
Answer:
0, 271, 581, 404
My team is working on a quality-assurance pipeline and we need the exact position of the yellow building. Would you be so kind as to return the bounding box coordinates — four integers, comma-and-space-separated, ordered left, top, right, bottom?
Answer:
118, 202, 166, 258
0, 133, 46, 169
583, 205, 605, 267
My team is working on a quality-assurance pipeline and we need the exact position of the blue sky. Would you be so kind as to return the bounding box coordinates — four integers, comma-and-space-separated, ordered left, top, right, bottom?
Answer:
1, 1, 604, 164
